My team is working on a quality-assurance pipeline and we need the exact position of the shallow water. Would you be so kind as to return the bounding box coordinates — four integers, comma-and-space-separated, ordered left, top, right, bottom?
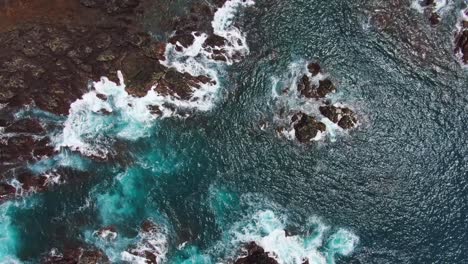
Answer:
2, 0, 468, 263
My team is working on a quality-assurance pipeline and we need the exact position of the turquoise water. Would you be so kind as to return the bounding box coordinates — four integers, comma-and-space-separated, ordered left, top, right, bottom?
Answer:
2, 0, 468, 263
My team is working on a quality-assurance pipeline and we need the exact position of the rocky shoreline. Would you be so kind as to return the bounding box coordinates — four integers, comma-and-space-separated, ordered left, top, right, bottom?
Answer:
0, 0, 245, 203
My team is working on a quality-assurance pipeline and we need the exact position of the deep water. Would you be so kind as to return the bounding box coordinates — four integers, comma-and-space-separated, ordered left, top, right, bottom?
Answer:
2, 0, 468, 263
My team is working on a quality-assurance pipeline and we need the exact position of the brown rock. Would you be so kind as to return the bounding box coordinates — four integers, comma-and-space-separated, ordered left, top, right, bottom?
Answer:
235, 242, 278, 264
307, 62, 321, 76
317, 79, 336, 98
319, 104, 357, 129
292, 112, 326, 143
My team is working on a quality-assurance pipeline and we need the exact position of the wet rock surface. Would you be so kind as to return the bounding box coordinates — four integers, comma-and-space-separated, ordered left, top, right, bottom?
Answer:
291, 112, 326, 143
454, 8, 468, 65
234, 242, 278, 264
42, 246, 110, 264
319, 104, 358, 129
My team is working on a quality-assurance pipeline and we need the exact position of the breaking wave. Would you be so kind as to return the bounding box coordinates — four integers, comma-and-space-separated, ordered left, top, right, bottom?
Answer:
55, 0, 255, 159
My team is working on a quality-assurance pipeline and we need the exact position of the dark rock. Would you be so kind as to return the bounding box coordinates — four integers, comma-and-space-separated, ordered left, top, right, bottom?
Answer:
454, 11, 468, 65
307, 62, 321, 76
235, 242, 278, 264
429, 12, 440, 26
96, 93, 108, 101
319, 105, 357, 129
317, 79, 336, 98
42, 246, 110, 264
0, 183, 16, 201
148, 105, 163, 116
169, 32, 195, 48
203, 34, 227, 48
5, 119, 45, 134
297, 75, 318, 99
292, 112, 326, 143
338, 114, 357, 129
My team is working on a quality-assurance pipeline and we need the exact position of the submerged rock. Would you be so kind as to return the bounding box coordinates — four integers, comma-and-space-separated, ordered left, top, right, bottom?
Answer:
94, 226, 118, 241
235, 242, 278, 264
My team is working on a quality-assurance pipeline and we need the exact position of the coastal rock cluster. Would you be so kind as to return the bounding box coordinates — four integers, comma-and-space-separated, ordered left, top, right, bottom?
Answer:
0, 0, 244, 203
275, 62, 358, 143
454, 8, 468, 66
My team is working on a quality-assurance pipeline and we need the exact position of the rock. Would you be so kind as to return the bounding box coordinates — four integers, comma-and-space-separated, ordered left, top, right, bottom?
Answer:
235, 242, 278, 264
454, 9, 468, 65
203, 34, 227, 48
317, 79, 336, 98
5, 119, 45, 134
147, 105, 163, 116
169, 32, 195, 48
96, 93, 108, 101
307, 62, 321, 76
297, 75, 317, 99
319, 104, 358, 129
97, 50, 117, 62
429, 12, 440, 26
94, 226, 118, 241
292, 112, 326, 143
42, 247, 110, 264
0, 183, 16, 201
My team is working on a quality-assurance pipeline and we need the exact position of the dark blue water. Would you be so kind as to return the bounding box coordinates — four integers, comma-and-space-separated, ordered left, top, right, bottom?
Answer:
1, 0, 468, 263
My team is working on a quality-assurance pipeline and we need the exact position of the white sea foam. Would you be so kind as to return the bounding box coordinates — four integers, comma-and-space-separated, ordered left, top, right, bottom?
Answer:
56, 1, 254, 158
121, 225, 168, 264
227, 210, 358, 264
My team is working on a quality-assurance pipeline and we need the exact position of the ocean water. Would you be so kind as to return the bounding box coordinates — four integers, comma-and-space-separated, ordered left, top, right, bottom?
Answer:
2, 0, 468, 263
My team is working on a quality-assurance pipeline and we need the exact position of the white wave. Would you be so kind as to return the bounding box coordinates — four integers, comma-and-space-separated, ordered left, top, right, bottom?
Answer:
120, 222, 168, 264
55, 71, 216, 158
211, 0, 255, 64
229, 210, 359, 264
161, 0, 255, 110
55, 1, 254, 158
